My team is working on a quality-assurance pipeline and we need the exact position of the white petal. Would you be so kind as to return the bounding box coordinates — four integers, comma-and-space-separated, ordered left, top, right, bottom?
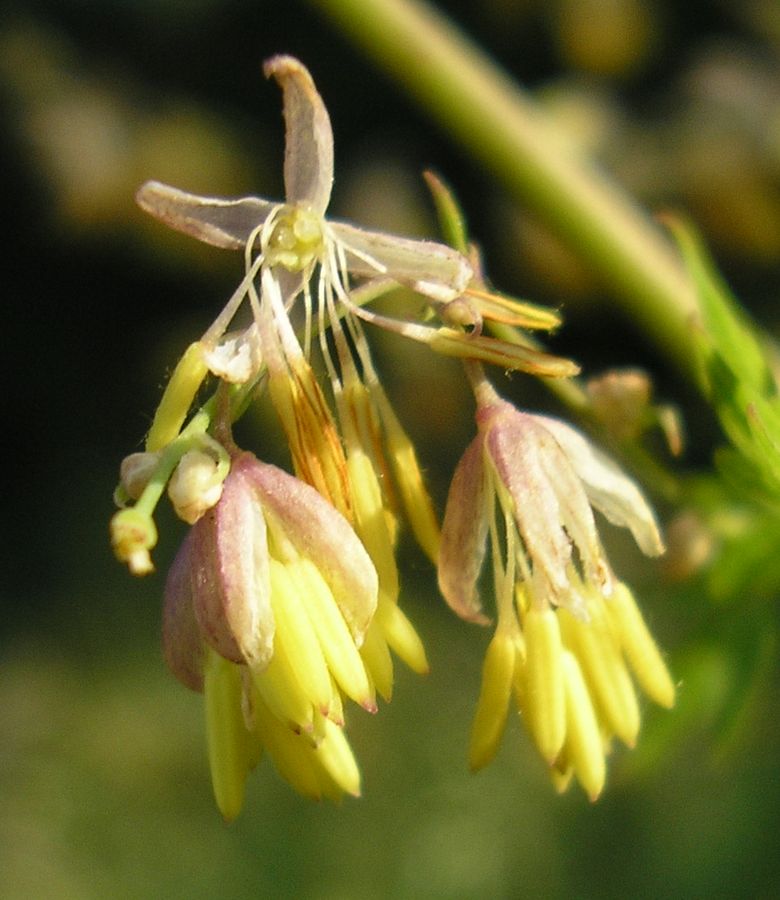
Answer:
330, 221, 472, 302
136, 180, 276, 250
537, 416, 665, 556
264, 55, 333, 214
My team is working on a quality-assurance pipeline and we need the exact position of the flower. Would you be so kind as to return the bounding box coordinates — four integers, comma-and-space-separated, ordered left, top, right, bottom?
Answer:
163, 450, 379, 818
135, 55, 576, 381
134, 56, 462, 707
438, 383, 675, 799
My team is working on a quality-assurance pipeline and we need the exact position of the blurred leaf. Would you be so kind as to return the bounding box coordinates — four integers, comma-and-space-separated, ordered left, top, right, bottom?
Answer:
667, 217, 780, 511
706, 508, 780, 603
669, 218, 773, 394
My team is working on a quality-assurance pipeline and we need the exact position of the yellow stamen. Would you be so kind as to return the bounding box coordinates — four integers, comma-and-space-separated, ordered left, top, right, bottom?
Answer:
268, 558, 334, 714
360, 617, 395, 702
559, 602, 640, 747
347, 447, 399, 602
376, 389, 441, 563
375, 598, 429, 676
561, 650, 606, 802
204, 649, 254, 822
251, 635, 315, 735
523, 605, 567, 763
469, 629, 517, 771
312, 713, 362, 797
606, 583, 676, 709
290, 557, 376, 711
252, 693, 323, 800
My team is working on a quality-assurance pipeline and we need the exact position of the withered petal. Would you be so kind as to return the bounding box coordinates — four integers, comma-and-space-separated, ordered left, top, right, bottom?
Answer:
162, 531, 205, 692
191, 460, 275, 668
438, 434, 491, 624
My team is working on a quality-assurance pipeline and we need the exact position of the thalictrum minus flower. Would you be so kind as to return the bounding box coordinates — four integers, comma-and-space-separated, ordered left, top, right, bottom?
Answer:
163, 450, 379, 817
438, 378, 675, 799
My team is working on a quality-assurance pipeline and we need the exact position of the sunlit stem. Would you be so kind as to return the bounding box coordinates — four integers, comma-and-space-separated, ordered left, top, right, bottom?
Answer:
423, 169, 469, 254
145, 343, 210, 453
462, 358, 499, 408
308, 0, 699, 381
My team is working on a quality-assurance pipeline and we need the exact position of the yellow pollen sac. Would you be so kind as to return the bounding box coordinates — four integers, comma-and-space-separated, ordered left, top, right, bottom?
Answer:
347, 448, 399, 603
549, 760, 574, 795
606, 583, 676, 709
252, 693, 324, 800
203, 649, 254, 822
267, 558, 334, 715
145, 341, 209, 452
522, 605, 567, 764
266, 205, 324, 272
311, 713, 362, 798
469, 629, 518, 771
561, 650, 606, 802
360, 616, 395, 702
559, 602, 640, 748
381, 404, 441, 564
375, 598, 429, 676
327, 676, 345, 726
251, 640, 316, 735
288, 557, 376, 711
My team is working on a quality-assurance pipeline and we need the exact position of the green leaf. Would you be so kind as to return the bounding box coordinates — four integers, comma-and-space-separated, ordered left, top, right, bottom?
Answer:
667, 216, 780, 507
667, 217, 774, 397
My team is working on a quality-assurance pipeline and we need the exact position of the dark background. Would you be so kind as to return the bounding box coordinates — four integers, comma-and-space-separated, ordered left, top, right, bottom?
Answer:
2, 1, 780, 897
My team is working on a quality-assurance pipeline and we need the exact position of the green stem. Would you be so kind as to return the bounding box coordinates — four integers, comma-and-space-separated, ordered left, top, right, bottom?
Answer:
307, 0, 698, 381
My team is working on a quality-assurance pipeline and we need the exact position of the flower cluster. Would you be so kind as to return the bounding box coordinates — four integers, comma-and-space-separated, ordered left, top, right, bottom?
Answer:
111, 55, 674, 817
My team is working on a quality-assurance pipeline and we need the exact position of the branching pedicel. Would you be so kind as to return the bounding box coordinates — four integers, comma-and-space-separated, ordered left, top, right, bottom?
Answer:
111, 55, 673, 819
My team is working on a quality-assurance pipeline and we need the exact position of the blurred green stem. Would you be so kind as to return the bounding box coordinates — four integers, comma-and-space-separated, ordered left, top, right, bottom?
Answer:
308, 0, 699, 381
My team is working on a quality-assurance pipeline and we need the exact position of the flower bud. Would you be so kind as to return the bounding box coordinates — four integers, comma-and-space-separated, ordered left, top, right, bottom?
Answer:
119, 451, 161, 501
168, 448, 227, 524
110, 507, 158, 575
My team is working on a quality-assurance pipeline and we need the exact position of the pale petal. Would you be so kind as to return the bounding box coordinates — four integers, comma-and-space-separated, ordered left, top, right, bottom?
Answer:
330, 221, 472, 303
438, 434, 491, 624
264, 55, 333, 214
534, 426, 606, 589
484, 403, 577, 600
162, 531, 205, 692
136, 180, 276, 250
536, 416, 665, 556
242, 458, 378, 642
191, 459, 275, 668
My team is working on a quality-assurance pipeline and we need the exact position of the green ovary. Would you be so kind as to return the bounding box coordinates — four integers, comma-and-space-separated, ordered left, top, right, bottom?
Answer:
267, 205, 324, 271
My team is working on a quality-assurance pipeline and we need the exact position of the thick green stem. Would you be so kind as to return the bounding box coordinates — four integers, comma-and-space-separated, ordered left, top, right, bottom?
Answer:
307, 0, 698, 381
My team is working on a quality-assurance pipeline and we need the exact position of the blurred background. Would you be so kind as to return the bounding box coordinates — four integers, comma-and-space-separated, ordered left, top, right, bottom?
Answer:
2, 0, 780, 897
